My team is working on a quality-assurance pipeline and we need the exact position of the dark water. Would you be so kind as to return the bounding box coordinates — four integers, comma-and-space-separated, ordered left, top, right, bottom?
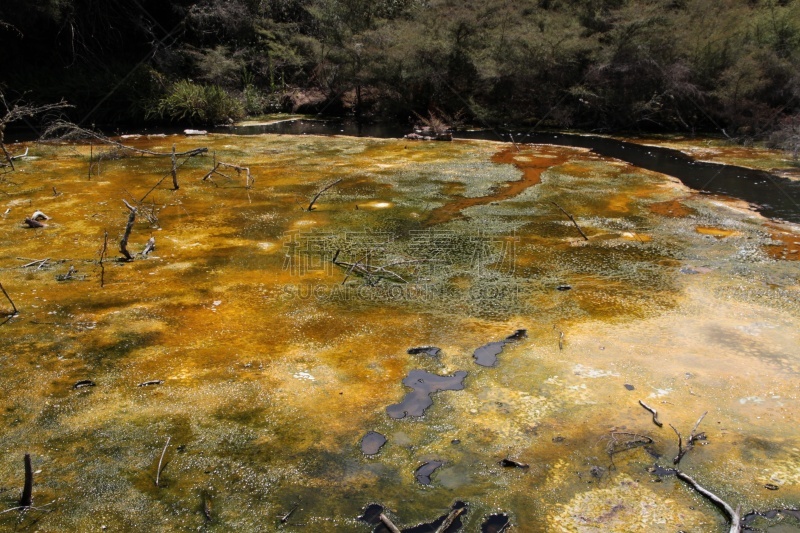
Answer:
360, 431, 387, 455
229, 120, 800, 223
414, 460, 444, 485
472, 330, 527, 367
385, 370, 468, 419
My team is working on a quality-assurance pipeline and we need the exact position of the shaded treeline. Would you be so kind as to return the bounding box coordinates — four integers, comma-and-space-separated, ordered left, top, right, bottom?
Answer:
1, 0, 799, 140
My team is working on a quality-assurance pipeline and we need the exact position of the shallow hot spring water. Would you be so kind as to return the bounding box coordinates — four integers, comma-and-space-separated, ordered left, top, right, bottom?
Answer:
0, 133, 799, 532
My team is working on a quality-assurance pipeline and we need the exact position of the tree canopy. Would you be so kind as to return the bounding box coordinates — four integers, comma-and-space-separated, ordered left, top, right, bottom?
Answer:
1, 0, 798, 137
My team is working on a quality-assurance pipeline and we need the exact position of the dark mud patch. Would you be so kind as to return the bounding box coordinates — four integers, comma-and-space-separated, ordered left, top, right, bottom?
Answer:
407, 346, 441, 357
472, 330, 527, 367
386, 370, 468, 419
359, 501, 468, 533
361, 431, 387, 455
404, 501, 468, 532
742, 508, 800, 530
414, 461, 444, 485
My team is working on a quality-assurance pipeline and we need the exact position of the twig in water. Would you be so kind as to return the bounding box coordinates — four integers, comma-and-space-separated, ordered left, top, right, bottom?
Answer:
280, 504, 299, 524
673, 469, 741, 533
120, 200, 137, 261
639, 400, 663, 427
20, 454, 33, 507
671, 411, 708, 464
307, 178, 342, 211
171, 144, 178, 190
558, 330, 564, 351
202, 491, 213, 522
552, 201, 589, 240
155, 436, 171, 487
202, 155, 253, 189
379, 513, 402, 533
435, 507, 465, 533
1, 281, 18, 316
20, 258, 49, 269
99, 231, 108, 287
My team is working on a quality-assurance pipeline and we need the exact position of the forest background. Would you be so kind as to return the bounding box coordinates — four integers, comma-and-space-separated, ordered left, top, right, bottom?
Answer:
1, 0, 799, 145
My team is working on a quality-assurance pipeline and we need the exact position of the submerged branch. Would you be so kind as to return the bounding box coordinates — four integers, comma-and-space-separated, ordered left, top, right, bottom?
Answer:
639, 400, 663, 427
20, 454, 33, 507
120, 200, 137, 261
0, 281, 18, 316
673, 469, 741, 533
155, 436, 171, 487
552, 201, 589, 240
308, 178, 342, 211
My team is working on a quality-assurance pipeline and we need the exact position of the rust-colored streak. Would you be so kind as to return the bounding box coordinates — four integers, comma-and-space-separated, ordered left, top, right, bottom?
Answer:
426, 146, 571, 226
648, 199, 695, 218
763, 224, 800, 261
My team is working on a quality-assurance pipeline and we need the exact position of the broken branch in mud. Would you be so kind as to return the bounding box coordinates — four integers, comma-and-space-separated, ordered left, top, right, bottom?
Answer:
202, 153, 253, 189
552, 201, 589, 240
671, 411, 708, 465
639, 400, 663, 427
308, 178, 342, 211
155, 436, 171, 487
379, 513, 402, 533
1, 281, 18, 316
120, 199, 137, 261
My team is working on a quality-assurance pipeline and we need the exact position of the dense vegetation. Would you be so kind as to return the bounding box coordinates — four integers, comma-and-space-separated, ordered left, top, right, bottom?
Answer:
1, 0, 799, 140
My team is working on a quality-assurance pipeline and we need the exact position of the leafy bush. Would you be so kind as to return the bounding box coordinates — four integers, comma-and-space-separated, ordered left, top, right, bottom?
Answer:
152, 80, 244, 125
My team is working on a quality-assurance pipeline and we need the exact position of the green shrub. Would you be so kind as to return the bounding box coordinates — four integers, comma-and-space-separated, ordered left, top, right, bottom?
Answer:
152, 80, 245, 125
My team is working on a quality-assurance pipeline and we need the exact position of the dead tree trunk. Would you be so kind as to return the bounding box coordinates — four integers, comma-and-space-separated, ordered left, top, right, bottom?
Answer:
120, 200, 137, 261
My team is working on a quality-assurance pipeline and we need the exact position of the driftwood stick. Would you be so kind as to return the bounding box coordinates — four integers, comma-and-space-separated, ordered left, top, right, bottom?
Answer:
1, 281, 18, 315
674, 470, 741, 533
308, 178, 342, 211
379, 513, 402, 533
435, 507, 465, 533
155, 436, 171, 487
171, 144, 179, 190
21, 258, 49, 269
639, 400, 663, 427
691, 411, 708, 437
9, 147, 28, 161
552, 201, 589, 240
120, 200, 137, 261
20, 454, 33, 507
